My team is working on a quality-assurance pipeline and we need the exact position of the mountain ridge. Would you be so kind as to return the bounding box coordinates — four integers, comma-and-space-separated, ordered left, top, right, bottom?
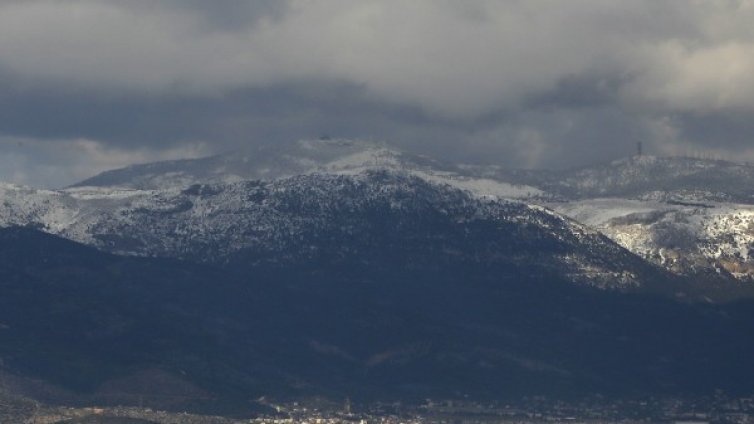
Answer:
0, 171, 674, 292
52, 141, 754, 288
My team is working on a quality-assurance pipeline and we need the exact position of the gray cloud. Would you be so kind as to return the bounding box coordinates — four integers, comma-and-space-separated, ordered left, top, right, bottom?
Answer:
2, 0, 754, 186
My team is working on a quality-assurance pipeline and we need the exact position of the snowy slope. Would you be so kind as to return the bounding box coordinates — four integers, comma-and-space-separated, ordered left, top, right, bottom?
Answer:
14, 140, 754, 285
474, 155, 754, 281
0, 140, 558, 269
72, 142, 754, 204
551, 198, 754, 280
72, 139, 544, 201
476, 155, 754, 203
0, 172, 653, 289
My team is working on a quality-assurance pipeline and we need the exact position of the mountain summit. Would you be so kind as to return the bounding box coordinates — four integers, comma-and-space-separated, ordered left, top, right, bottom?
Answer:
73, 139, 441, 190
65, 142, 754, 284
8, 140, 754, 290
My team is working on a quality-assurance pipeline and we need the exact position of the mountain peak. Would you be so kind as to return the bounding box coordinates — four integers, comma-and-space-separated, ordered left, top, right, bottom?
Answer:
71, 138, 418, 190
608, 154, 660, 167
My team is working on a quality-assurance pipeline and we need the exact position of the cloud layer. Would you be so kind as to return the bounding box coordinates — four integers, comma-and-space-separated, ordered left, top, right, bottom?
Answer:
2, 0, 754, 186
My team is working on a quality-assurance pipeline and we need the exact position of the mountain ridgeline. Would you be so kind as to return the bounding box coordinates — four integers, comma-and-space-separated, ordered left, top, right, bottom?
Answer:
480, 155, 754, 202
1, 139, 754, 410
71, 172, 663, 290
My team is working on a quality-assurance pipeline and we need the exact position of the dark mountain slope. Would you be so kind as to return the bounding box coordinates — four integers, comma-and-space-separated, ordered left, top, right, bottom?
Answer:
235, 259, 754, 401
76, 172, 670, 292
0, 227, 269, 399
0, 224, 754, 407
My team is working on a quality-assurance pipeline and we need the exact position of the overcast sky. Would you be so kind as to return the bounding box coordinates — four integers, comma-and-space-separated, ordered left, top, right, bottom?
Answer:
3, 0, 754, 187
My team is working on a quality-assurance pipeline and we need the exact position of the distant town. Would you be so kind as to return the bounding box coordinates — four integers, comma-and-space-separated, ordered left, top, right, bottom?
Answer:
4, 393, 754, 423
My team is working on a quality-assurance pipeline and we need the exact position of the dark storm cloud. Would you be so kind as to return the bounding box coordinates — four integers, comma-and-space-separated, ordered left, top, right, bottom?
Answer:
672, 113, 754, 154
3, 1, 754, 186
0, 74, 419, 149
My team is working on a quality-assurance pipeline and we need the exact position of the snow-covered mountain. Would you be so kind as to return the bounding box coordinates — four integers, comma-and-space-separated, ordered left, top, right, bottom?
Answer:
3, 145, 754, 405
457, 155, 754, 282
73, 138, 543, 200
551, 198, 754, 280
475, 155, 754, 203
509, 156, 754, 281
75, 140, 754, 205
0, 172, 664, 290
6, 139, 754, 290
